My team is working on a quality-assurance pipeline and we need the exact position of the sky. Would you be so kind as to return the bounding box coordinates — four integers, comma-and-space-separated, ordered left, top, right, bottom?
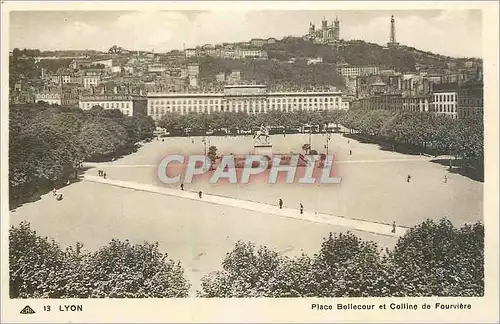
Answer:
9, 10, 482, 58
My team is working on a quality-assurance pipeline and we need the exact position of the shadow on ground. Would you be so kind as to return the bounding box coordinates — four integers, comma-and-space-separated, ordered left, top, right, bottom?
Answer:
343, 133, 435, 156
430, 159, 484, 182
343, 133, 483, 183
9, 168, 91, 211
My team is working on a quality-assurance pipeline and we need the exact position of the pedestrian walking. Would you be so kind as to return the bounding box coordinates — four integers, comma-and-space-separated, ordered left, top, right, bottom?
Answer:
278, 198, 283, 209
67, 179, 70, 185
180, 183, 184, 191
348, 140, 350, 144
443, 175, 448, 183
299, 203, 304, 214
98, 170, 101, 176
198, 190, 202, 198
53, 188, 57, 196
349, 150, 352, 156
391, 221, 396, 233
407, 174, 411, 183
103, 172, 107, 179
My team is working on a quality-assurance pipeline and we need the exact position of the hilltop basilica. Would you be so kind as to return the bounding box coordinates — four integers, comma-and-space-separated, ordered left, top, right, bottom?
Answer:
304, 17, 340, 44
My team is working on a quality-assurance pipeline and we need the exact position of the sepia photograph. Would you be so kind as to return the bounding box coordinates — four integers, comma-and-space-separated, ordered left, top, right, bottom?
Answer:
1, 1, 498, 323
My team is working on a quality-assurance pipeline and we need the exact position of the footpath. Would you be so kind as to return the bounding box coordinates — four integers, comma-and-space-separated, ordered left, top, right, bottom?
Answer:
84, 175, 409, 238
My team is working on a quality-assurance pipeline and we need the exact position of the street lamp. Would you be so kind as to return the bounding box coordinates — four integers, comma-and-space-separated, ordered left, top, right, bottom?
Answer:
202, 136, 207, 156
325, 132, 332, 156
448, 145, 453, 170
308, 127, 312, 151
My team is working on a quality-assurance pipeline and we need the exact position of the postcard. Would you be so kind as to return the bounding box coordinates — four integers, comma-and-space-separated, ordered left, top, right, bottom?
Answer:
1, 1, 498, 323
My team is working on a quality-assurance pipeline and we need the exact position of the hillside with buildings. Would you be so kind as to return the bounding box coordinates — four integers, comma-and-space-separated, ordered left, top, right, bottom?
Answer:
188, 56, 345, 90
9, 14, 483, 125
263, 36, 480, 73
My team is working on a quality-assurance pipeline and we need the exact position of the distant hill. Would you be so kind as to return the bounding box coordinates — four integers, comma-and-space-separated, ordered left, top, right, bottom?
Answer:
188, 56, 345, 89
190, 37, 481, 89
263, 37, 481, 73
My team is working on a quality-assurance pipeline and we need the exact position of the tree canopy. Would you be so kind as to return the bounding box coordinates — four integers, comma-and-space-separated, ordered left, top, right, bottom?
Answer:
199, 218, 483, 297
9, 104, 155, 206
10, 222, 190, 298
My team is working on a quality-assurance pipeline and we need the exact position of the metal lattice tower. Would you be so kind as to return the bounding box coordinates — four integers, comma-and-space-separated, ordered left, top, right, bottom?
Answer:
390, 15, 396, 44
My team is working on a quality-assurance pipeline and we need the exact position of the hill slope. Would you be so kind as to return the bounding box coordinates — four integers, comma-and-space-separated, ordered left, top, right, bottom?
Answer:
191, 37, 481, 88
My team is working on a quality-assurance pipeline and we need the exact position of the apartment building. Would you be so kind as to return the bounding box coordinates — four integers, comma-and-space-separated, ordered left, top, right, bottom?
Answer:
146, 85, 343, 121
79, 95, 135, 116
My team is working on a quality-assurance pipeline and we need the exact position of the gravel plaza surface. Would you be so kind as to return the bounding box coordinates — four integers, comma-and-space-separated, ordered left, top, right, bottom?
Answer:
10, 133, 483, 294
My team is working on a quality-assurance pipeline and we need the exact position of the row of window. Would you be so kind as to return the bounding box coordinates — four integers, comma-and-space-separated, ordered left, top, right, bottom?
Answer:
81, 101, 132, 110
459, 108, 482, 118
458, 98, 484, 106
434, 104, 457, 113
148, 97, 341, 106
37, 95, 60, 99
148, 102, 341, 112
433, 94, 456, 102
148, 105, 341, 116
39, 100, 61, 105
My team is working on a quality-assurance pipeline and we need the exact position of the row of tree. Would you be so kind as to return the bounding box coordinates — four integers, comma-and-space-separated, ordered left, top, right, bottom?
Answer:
157, 108, 482, 169
10, 222, 189, 298
9, 104, 155, 205
200, 218, 483, 297
342, 108, 484, 168
157, 110, 346, 134
10, 218, 483, 298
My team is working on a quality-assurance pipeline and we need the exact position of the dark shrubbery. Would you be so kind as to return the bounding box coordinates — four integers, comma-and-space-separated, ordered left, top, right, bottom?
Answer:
343, 108, 483, 170
199, 219, 484, 297
9, 104, 155, 205
9, 222, 190, 298
10, 219, 483, 298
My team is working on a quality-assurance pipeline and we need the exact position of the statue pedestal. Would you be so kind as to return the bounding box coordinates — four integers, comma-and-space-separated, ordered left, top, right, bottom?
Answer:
254, 144, 273, 156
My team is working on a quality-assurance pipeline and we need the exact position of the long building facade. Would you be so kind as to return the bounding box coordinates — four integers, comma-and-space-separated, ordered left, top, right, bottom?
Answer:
457, 81, 483, 120
147, 85, 344, 121
79, 95, 147, 116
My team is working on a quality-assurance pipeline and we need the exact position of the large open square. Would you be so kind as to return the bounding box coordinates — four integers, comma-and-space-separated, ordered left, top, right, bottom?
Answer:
84, 133, 483, 228
10, 133, 483, 294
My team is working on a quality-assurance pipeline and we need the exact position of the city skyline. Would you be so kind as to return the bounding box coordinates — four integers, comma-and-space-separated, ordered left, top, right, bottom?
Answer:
10, 10, 482, 58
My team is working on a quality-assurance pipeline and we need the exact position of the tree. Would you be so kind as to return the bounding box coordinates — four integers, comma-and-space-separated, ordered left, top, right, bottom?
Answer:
207, 145, 218, 162
78, 118, 127, 161
85, 239, 190, 298
108, 45, 123, 54
9, 222, 190, 298
9, 222, 68, 298
198, 241, 282, 297
387, 219, 484, 297
199, 219, 484, 298
310, 232, 391, 297
158, 112, 183, 133
9, 103, 156, 205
